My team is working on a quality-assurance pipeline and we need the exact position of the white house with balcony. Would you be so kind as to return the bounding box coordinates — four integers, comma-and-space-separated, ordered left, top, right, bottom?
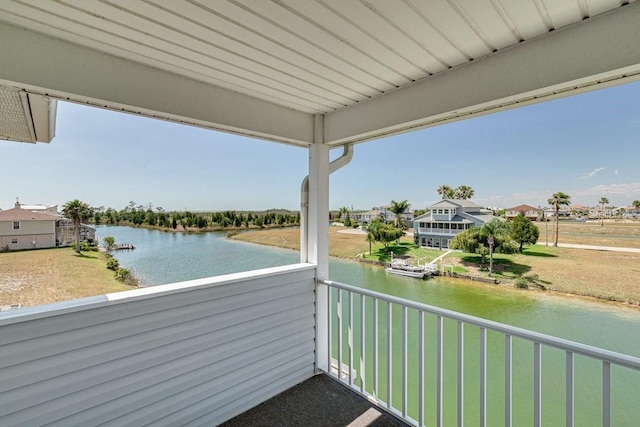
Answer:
414, 200, 495, 249
1, 2, 640, 426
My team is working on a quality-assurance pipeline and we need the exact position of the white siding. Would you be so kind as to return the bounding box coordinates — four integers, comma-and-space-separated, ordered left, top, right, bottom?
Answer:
0, 264, 317, 426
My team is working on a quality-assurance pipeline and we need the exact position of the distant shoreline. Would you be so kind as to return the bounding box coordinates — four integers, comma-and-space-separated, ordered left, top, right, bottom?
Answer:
231, 225, 640, 309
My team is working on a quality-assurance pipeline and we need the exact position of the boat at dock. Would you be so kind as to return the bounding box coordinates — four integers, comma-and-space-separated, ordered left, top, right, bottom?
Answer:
385, 256, 435, 279
113, 243, 135, 250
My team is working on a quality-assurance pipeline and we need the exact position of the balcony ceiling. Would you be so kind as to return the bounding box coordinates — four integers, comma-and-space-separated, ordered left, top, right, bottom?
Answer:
0, 0, 639, 146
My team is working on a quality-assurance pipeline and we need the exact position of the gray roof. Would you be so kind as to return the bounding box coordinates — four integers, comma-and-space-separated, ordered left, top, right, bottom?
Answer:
430, 199, 485, 209
468, 214, 501, 223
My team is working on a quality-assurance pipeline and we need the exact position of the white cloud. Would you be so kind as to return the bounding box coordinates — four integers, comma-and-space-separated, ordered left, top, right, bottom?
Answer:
578, 167, 605, 180
614, 169, 619, 175
576, 182, 640, 197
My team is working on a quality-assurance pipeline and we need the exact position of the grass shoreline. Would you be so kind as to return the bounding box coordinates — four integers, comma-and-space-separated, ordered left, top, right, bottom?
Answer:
2, 221, 638, 309
231, 225, 640, 309
0, 247, 133, 308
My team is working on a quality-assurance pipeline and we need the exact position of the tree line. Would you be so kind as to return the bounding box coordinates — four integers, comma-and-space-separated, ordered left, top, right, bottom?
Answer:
65, 200, 300, 232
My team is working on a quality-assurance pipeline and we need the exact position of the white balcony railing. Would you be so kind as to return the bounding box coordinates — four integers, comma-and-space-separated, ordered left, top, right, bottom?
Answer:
3, 268, 640, 426
320, 279, 640, 427
417, 228, 459, 235
0, 264, 317, 426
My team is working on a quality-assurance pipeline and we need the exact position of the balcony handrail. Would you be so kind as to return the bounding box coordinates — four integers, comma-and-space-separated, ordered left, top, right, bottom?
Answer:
320, 279, 640, 372
320, 279, 640, 427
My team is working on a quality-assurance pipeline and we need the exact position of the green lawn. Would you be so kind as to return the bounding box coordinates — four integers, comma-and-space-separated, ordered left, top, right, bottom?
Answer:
361, 241, 445, 263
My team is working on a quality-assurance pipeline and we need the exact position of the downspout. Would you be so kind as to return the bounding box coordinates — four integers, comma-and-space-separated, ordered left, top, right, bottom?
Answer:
300, 143, 354, 263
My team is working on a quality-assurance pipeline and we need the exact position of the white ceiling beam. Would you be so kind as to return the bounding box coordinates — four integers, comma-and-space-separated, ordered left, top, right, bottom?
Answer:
0, 21, 314, 147
324, 2, 640, 146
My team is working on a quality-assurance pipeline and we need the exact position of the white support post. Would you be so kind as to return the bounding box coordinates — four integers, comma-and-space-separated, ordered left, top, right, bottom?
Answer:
309, 114, 330, 373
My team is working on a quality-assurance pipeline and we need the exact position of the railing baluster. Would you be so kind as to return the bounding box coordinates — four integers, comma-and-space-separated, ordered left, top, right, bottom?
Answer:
337, 289, 343, 382
419, 311, 425, 427
603, 361, 611, 427
360, 293, 365, 394
402, 306, 408, 418
437, 315, 443, 427
327, 285, 332, 378
480, 327, 487, 427
348, 290, 353, 386
505, 334, 512, 427
534, 342, 542, 427
566, 351, 574, 427
387, 301, 392, 409
374, 297, 379, 400
458, 321, 464, 427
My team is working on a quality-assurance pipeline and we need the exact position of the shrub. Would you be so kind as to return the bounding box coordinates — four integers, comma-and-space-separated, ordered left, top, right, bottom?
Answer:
515, 277, 529, 289
115, 267, 130, 282
79, 241, 98, 252
106, 257, 119, 271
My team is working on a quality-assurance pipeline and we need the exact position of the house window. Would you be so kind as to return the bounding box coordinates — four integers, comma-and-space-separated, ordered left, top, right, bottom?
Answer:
11, 239, 18, 244
13, 221, 20, 230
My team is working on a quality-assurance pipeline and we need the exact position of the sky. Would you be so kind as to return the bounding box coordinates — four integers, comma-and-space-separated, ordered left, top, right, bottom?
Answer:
1, 80, 639, 213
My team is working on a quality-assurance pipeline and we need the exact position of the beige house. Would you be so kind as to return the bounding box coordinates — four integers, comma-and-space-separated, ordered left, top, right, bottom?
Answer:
0, 201, 96, 250
505, 204, 543, 221
0, 207, 58, 250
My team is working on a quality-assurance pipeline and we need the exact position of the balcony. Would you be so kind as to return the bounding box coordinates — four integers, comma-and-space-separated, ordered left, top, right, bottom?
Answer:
417, 228, 460, 236
2, 2, 640, 425
2, 265, 639, 426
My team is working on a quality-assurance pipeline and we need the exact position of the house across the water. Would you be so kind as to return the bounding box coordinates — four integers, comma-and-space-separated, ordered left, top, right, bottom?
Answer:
350, 205, 414, 227
414, 199, 495, 249
505, 204, 543, 221
0, 200, 95, 250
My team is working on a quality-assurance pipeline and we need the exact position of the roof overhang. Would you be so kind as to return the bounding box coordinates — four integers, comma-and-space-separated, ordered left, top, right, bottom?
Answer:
0, 1, 639, 147
0, 84, 56, 143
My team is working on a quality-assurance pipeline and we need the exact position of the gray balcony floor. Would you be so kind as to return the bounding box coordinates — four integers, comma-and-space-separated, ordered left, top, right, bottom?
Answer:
221, 374, 409, 427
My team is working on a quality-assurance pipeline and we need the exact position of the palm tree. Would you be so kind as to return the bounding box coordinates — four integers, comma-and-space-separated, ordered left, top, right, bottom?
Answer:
389, 200, 410, 229
599, 196, 609, 226
454, 185, 475, 199
480, 219, 508, 275
633, 200, 640, 219
437, 185, 455, 199
62, 199, 91, 253
547, 192, 571, 247
339, 206, 349, 221
363, 222, 377, 255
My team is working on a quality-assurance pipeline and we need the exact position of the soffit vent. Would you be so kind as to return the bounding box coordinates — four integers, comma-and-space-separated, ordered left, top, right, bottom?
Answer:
0, 84, 34, 143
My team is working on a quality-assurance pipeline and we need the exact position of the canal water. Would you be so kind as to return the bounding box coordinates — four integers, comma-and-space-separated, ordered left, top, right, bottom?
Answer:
98, 226, 640, 425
